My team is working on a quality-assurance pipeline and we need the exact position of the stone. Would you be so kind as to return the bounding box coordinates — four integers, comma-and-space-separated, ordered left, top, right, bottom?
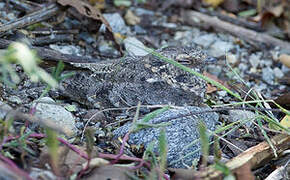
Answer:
134, 8, 155, 16
226, 53, 238, 64
123, 37, 149, 56
8, 96, 22, 104
217, 90, 227, 98
206, 64, 222, 77
229, 110, 256, 127
273, 67, 284, 78
113, 106, 219, 168
249, 54, 261, 69
34, 97, 77, 135
100, 13, 130, 34
209, 40, 234, 57
262, 67, 275, 85
193, 34, 216, 48
49, 44, 82, 56
0, 101, 12, 119
97, 41, 119, 56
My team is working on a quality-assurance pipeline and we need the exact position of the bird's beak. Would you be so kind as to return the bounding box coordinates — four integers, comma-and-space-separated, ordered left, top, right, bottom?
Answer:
204, 56, 217, 64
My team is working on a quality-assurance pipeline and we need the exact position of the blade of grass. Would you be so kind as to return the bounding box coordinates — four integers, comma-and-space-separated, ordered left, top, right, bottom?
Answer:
158, 128, 167, 173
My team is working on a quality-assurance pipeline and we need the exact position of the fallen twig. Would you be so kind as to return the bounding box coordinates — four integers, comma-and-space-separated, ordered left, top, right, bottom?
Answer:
0, 3, 59, 35
0, 38, 98, 63
192, 133, 289, 179
182, 10, 290, 51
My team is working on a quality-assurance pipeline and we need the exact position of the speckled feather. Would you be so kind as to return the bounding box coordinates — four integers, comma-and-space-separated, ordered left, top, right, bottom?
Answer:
61, 46, 211, 107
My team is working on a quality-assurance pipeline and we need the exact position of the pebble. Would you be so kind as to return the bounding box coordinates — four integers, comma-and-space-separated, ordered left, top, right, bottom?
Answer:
79, 32, 96, 45
7, 13, 16, 21
226, 53, 238, 64
8, 96, 22, 104
254, 83, 267, 92
229, 110, 256, 127
113, 106, 219, 168
273, 67, 284, 78
206, 64, 222, 77
249, 54, 261, 69
34, 97, 77, 135
217, 91, 227, 98
0, 3, 5, 9
193, 34, 216, 48
75, 122, 84, 129
262, 67, 275, 85
123, 37, 149, 56
83, 109, 106, 123
133, 25, 147, 34
100, 13, 130, 34
98, 41, 119, 56
0, 101, 12, 119
30, 168, 56, 180
238, 63, 248, 72
209, 40, 234, 57
49, 44, 82, 56
174, 31, 192, 41
260, 59, 273, 67
281, 65, 290, 73
134, 8, 155, 16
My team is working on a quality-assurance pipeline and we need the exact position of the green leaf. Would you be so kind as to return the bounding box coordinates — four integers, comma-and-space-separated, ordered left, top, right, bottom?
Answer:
214, 161, 231, 176
143, 141, 158, 166
132, 106, 171, 132
64, 105, 77, 112
141, 106, 170, 123
238, 9, 257, 17
158, 128, 167, 172
45, 128, 59, 171
114, 0, 132, 7
85, 127, 95, 160
198, 122, 209, 166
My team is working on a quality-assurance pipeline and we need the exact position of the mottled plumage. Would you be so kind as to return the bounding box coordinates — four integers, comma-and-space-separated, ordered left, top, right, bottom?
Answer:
61, 46, 214, 107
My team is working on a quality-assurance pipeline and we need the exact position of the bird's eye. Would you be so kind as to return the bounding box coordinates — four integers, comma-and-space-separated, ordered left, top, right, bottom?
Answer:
176, 53, 191, 65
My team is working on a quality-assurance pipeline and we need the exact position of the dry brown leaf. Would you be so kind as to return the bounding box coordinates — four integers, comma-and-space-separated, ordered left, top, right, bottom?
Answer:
203, 72, 231, 93
279, 54, 290, 68
250, 4, 284, 27
82, 158, 109, 169
268, 4, 284, 17
203, 0, 224, 8
83, 165, 131, 180
168, 168, 196, 180
39, 145, 101, 177
274, 92, 290, 109
206, 83, 218, 93
233, 161, 255, 180
56, 0, 123, 55
39, 146, 84, 176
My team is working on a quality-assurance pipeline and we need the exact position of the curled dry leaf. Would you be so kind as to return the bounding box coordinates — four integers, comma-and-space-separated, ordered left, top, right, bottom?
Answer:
279, 54, 290, 68
82, 158, 110, 169
168, 168, 196, 180
280, 115, 290, 129
56, 0, 123, 55
203, 72, 231, 93
84, 165, 130, 180
274, 92, 290, 109
203, 0, 224, 8
124, 10, 140, 26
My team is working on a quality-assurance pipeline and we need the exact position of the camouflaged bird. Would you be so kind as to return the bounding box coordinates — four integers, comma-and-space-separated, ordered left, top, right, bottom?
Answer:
61, 46, 215, 108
